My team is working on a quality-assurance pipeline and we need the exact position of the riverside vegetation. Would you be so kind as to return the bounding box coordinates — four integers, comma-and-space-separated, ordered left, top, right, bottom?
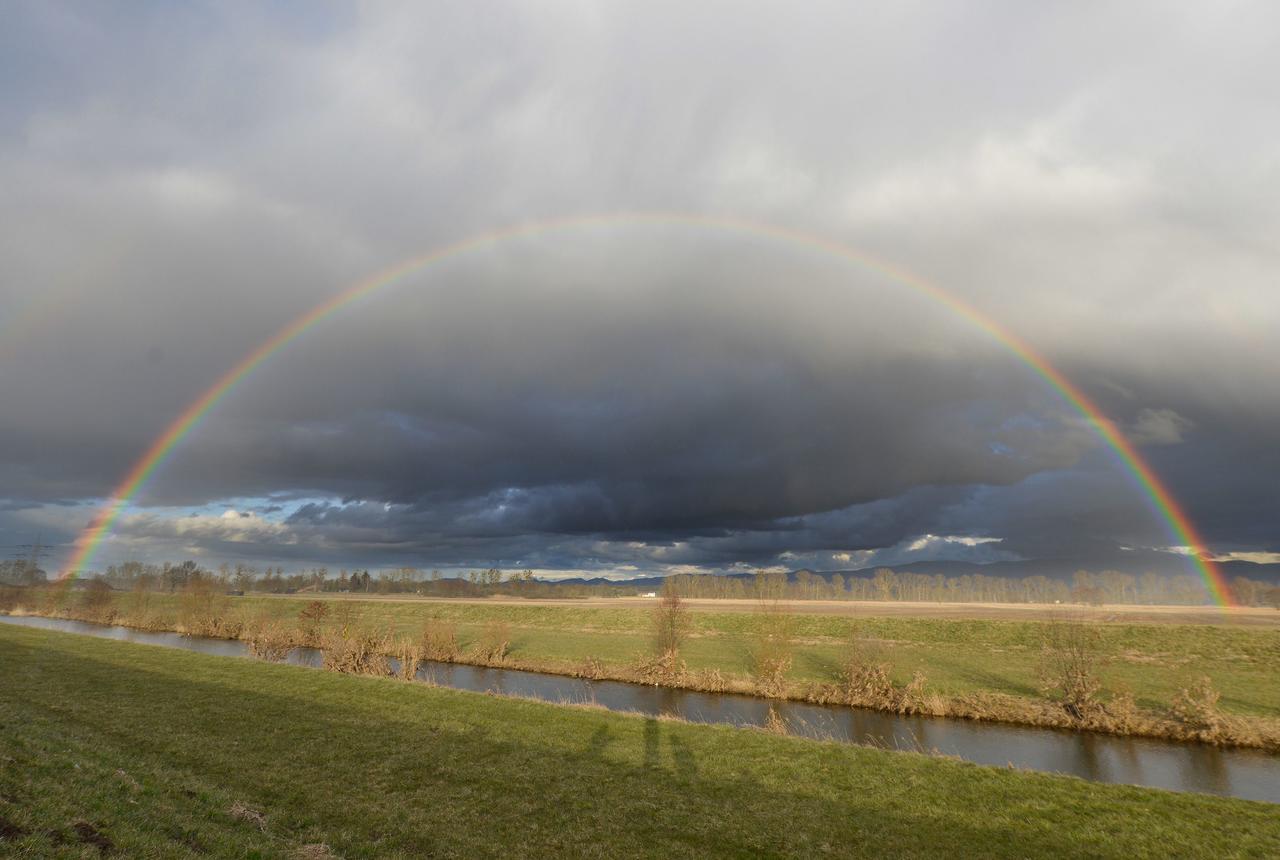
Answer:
2, 579, 1279, 750
4, 624, 1279, 857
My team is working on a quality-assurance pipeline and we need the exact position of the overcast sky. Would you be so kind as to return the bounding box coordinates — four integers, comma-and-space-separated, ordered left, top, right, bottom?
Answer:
2, 2, 1277, 579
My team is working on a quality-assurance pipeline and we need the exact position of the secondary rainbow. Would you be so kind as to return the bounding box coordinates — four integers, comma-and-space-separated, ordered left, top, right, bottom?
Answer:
58, 212, 1236, 607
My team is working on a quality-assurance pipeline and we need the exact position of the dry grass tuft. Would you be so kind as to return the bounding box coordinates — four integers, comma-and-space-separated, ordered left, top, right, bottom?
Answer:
763, 706, 788, 735
692, 667, 729, 693
576, 657, 606, 679
633, 649, 687, 685
394, 636, 421, 680
228, 800, 268, 832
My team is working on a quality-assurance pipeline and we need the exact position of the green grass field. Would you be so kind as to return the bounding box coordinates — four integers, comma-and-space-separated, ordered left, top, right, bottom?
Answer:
2, 625, 1278, 858
111, 592, 1280, 717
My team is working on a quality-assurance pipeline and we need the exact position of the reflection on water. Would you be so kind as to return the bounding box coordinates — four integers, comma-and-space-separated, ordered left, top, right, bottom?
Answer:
4, 613, 1277, 804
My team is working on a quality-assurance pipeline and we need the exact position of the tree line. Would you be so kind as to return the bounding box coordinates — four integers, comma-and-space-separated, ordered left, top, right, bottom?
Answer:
3, 558, 1277, 607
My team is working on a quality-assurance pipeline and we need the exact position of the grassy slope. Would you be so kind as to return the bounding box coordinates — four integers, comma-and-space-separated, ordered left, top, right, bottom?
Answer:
1, 626, 1279, 859
212, 595, 1279, 715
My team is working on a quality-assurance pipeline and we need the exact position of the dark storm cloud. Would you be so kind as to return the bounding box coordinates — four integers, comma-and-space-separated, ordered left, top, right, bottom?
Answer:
2, 1, 1277, 574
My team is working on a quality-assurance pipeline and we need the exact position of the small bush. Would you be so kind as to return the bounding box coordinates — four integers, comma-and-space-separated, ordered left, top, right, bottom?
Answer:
245, 617, 295, 662
763, 707, 788, 736
43, 579, 74, 614
576, 657, 606, 679
692, 667, 729, 693
471, 620, 511, 663
839, 634, 895, 704
177, 579, 237, 638
297, 600, 330, 645
79, 579, 116, 623
752, 599, 794, 698
651, 580, 691, 658
1106, 688, 1141, 733
634, 649, 686, 685
895, 670, 930, 714
419, 621, 460, 662
1171, 676, 1224, 740
322, 628, 391, 676
1038, 621, 1104, 720
0, 586, 23, 612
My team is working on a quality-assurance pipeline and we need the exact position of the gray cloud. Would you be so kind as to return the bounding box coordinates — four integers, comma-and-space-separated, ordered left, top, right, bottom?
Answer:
2, 1, 1277, 575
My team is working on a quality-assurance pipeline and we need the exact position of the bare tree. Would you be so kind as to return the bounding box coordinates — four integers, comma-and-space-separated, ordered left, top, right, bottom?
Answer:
752, 592, 794, 697
652, 577, 691, 658
1039, 620, 1104, 719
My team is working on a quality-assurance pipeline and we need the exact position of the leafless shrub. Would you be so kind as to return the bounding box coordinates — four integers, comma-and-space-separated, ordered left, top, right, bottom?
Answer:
1105, 686, 1141, 733
245, 617, 296, 662
838, 633, 895, 704
177, 579, 237, 638
79, 578, 116, 623
471, 620, 511, 663
330, 601, 359, 634
1038, 620, 1105, 720
419, 621, 460, 662
321, 628, 391, 676
0, 586, 22, 612
651, 579, 691, 658
297, 600, 330, 646
895, 670, 930, 714
752, 598, 794, 698
1171, 676, 1224, 740
43, 578, 74, 614
119, 579, 158, 627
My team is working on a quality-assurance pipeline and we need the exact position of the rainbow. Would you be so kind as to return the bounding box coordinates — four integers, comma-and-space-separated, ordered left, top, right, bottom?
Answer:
58, 212, 1236, 607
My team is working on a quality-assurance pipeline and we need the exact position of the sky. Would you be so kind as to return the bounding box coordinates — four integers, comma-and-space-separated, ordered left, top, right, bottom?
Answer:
2, 1, 1278, 580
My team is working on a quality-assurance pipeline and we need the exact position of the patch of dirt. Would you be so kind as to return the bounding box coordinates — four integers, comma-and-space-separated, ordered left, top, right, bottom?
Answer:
293, 843, 340, 859
72, 819, 116, 854
0, 813, 29, 841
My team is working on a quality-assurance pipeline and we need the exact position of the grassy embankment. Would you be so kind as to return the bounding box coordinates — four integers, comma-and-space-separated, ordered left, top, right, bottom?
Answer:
8, 587, 1280, 747
2, 624, 1278, 858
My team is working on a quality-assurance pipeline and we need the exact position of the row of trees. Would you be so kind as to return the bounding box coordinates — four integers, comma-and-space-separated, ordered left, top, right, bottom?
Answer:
90, 561, 639, 599
6, 558, 1275, 608
664, 569, 1280, 608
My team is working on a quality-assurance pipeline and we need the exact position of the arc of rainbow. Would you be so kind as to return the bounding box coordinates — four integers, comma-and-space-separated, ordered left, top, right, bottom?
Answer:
58, 212, 1235, 607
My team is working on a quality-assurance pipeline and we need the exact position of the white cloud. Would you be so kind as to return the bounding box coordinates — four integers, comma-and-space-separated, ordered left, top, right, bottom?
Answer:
905, 534, 1003, 552
1127, 408, 1193, 446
